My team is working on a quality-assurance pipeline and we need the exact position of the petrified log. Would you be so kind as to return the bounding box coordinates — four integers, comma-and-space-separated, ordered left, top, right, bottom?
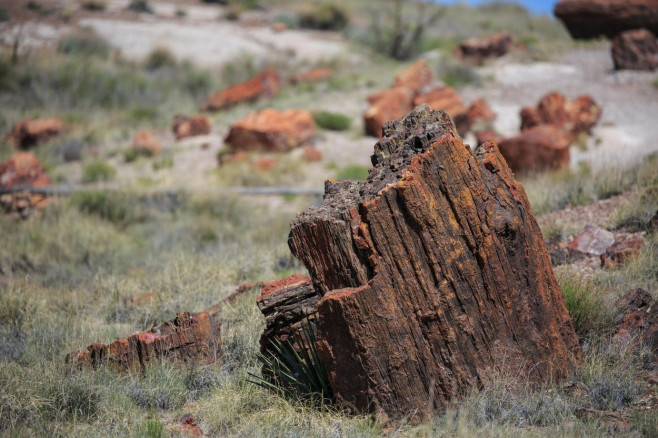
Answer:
288, 105, 582, 421
498, 124, 573, 173
611, 29, 658, 71
554, 0, 658, 40
520, 92, 602, 135
256, 274, 320, 354
201, 70, 280, 111
67, 312, 222, 372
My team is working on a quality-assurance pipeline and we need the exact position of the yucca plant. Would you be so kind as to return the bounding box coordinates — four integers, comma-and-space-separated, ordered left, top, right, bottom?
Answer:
248, 317, 333, 404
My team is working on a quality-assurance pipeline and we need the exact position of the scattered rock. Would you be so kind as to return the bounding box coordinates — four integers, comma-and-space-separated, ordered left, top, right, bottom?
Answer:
67, 312, 222, 372
614, 288, 658, 353
0, 152, 52, 216
601, 234, 645, 268
225, 109, 316, 153
567, 225, 616, 256
256, 274, 319, 354
201, 70, 281, 111
301, 145, 322, 162
392, 59, 433, 93
611, 28, 658, 71
554, 0, 658, 40
291, 68, 333, 84
363, 87, 415, 137
288, 105, 581, 420
132, 131, 162, 156
455, 31, 513, 65
172, 114, 211, 140
498, 124, 573, 173
5, 117, 66, 149
520, 92, 602, 135
167, 414, 203, 437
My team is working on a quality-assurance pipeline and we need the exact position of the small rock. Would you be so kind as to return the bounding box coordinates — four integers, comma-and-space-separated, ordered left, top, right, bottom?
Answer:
167, 414, 203, 437
173, 115, 211, 140
601, 234, 645, 268
0, 152, 52, 215
271, 21, 288, 32
567, 225, 616, 256
301, 145, 322, 162
5, 117, 66, 149
201, 70, 280, 111
225, 109, 316, 153
455, 31, 513, 65
132, 131, 162, 156
291, 68, 332, 84
251, 156, 278, 171
612, 28, 658, 71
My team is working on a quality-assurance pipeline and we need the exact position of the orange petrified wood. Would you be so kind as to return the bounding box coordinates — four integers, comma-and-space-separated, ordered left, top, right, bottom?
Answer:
287, 105, 582, 421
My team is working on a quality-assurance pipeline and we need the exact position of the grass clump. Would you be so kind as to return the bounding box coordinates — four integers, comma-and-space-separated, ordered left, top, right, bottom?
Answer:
313, 111, 352, 131
80, 0, 107, 11
299, 3, 349, 31
145, 48, 177, 71
334, 164, 369, 181
69, 190, 147, 225
57, 32, 111, 59
82, 160, 116, 183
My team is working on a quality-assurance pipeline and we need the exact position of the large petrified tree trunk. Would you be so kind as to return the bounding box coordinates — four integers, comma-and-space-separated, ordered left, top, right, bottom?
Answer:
288, 105, 582, 421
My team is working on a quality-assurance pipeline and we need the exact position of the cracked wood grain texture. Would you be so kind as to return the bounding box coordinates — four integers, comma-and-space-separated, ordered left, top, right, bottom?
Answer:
288, 105, 582, 421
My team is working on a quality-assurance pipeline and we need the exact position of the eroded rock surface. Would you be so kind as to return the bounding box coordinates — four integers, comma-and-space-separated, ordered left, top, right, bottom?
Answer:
288, 105, 582, 421
67, 312, 222, 372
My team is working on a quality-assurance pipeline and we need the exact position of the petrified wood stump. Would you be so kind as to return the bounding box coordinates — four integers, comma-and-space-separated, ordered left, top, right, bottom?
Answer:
288, 105, 582, 421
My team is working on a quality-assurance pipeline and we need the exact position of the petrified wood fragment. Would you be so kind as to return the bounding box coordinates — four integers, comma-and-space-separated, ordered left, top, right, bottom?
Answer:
288, 105, 582, 421
67, 312, 222, 372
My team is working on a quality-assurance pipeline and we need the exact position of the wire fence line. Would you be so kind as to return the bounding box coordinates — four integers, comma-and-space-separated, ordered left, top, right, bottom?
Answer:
0, 185, 325, 197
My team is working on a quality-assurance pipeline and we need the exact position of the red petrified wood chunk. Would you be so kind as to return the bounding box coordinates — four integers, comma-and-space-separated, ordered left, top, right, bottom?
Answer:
0, 152, 52, 215
172, 114, 212, 140
201, 70, 281, 111
611, 29, 658, 71
67, 312, 222, 372
287, 105, 581, 421
455, 31, 513, 65
498, 124, 573, 173
5, 117, 67, 149
614, 288, 658, 354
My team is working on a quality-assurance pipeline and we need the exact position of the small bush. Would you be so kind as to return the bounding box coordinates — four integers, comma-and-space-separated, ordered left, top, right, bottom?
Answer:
80, 0, 107, 11
70, 191, 140, 224
335, 164, 369, 181
313, 111, 352, 131
128, 0, 153, 14
145, 48, 177, 71
299, 3, 349, 31
82, 160, 116, 183
152, 156, 173, 171
57, 33, 111, 58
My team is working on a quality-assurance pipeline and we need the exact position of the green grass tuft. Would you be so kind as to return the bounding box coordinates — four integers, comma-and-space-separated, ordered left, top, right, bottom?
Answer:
334, 164, 369, 181
82, 160, 117, 183
313, 111, 352, 131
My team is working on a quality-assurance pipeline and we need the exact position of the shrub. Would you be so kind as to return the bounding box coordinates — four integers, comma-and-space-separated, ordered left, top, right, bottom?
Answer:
128, 0, 153, 13
299, 3, 349, 31
145, 48, 177, 71
82, 160, 116, 183
69, 190, 147, 224
313, 111, 352, 131
57, 33, 111, 58
335, 164, 369, 181
80, 0, 107, 11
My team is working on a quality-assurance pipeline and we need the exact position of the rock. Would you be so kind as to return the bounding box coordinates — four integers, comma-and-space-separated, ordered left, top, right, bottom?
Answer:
5, 117, 66, 149
132, 131, 162, 156
172, 115, 211, 140
256, 274, 320, 354
567, 225, 616, 256
363, 87, 416, 137
554, 0, 658, 40
288, 105, 581, 420
476, 130, 504, 146
498, 124, 573, 173
453, 99, 496, 137
291, 68, 333, 84
601, 234, 645, 268
225, 109, 316, 153
0, 152, 52, 216
167, 414, 203, 437
611, 28, 658, 71
455, 31, 513, 65
393, 59, 433, 93
520, 92, 602, 135
201, 70, 281, 111
413, 86, 467, 121
614, 288, 658, 353
301, 145, 322, 162
67, 312, 222, 372
271, 22, 288, 32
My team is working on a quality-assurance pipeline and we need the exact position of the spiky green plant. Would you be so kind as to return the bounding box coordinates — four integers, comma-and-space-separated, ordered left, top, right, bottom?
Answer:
248, 318, 333, 403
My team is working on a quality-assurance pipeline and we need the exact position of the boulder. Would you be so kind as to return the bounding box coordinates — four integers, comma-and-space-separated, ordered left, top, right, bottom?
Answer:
172, 115, 211, 140
5, 117, 66, 149
256, 274, 319, 354
291, 68, 333, 84
520, 92, 602, 135
132, 131, 162, 156
363, 87, 416, 137
0, 152, 52, 215
554, 0, 658, 40
498, 124, 573, 173
611, 28, 658, 71
225, 109, 316, 153
392, 59, 433, 93
67, 312, 222, 372
201, 70, 281, 111
455, 31, 513, 65
288, 105, 581, 420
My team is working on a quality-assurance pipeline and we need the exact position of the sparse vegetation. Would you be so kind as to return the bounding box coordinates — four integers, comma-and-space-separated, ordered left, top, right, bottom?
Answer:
57, 32, 111, 59
313, 111, 352, 131
82, 160, 117, 183
334, 164, 369, 181
299, 3, 349, 31
80, 0, 107, 11
128, 0, 153, 14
